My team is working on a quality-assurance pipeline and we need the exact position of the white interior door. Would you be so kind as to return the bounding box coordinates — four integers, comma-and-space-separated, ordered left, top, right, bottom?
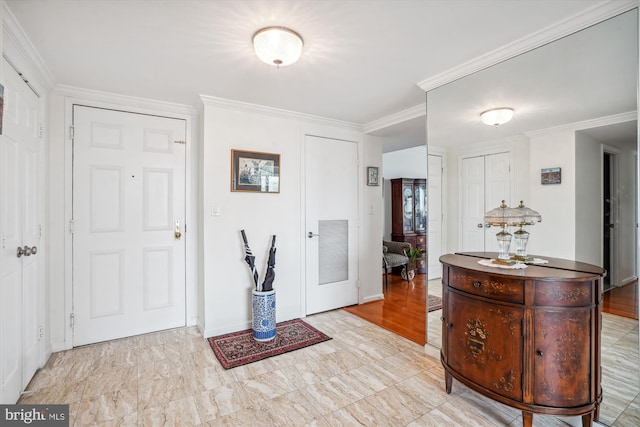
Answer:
428, 154, 443, 279
483, 153, 511, 252
460, 152, 511, 252
72, 106, 186, 346
305, 135, 359, 314
1, 59, 42, 403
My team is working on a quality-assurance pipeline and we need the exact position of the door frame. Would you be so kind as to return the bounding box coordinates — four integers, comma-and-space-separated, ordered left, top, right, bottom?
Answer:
59, 92, 197, 350
602, 145, 620, 287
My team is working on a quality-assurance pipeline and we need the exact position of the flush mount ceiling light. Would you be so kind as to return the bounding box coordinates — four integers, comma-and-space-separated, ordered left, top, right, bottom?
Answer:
481, 107, 514, 127
253, 26, 303, 67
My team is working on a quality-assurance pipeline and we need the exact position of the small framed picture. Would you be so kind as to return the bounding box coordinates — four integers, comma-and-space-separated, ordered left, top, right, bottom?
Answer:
541, 167, 561, 185
367, 166, 379, 186
231, 149, 280, 193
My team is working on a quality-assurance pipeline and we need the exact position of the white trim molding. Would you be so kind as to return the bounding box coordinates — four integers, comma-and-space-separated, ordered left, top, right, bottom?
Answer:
417, 0, 639, 92
525, 111, 638, 138
363, 103, 425, 134
200, 94, 362, 131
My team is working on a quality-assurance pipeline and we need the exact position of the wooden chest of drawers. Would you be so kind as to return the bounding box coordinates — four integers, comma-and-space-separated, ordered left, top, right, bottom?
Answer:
440, 253, 604, 427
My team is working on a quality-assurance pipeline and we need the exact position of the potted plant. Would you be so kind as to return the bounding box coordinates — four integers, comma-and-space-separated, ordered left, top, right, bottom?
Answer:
401, 246, 426, 280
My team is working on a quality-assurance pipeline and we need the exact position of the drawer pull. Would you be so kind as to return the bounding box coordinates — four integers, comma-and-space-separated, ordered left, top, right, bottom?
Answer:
536, 350, 544, 356
473, 281, 482, 288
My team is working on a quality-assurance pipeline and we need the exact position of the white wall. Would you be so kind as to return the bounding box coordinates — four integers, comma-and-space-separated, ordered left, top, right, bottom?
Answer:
382, 146, 427, 240
200, 97, 381, 337
575, 132, 603, 265
528, 130, 577, 259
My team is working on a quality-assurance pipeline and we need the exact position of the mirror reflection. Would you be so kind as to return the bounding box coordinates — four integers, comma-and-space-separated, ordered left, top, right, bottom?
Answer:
424, 9, 638, 426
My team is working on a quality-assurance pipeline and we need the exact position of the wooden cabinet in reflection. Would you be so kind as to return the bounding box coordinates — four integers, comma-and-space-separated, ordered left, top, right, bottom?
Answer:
390, 178, 426, 273
440, 253, 604, 427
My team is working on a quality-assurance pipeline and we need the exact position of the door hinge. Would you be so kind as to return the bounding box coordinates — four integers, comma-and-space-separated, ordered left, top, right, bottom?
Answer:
38, 124, 45, 139
38, 225, 44, 239
38, 326, 44, 340
69, 313, 75, 329
174, 140, 186, 144
69, 125, 74, 140
184, 224, 187, 233
69, 219, 75, 234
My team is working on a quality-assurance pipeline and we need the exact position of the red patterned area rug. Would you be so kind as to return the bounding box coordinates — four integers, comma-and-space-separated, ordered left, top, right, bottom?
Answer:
428, 294, 443, 312
208, 319, 331, 369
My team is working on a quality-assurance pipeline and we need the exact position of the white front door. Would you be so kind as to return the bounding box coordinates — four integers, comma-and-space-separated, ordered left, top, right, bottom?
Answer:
1, 59, 42, 403
428, 154, 443, 279
460, 152, 511, 252
305, 135, 359, 314
72, 106, 186, 346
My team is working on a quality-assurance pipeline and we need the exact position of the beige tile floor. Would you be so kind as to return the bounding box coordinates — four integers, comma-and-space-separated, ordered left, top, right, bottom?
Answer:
19, 308, 640, 426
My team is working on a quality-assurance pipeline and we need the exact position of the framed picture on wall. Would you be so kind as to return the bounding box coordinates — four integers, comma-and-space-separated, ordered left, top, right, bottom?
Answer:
231, 149, 280, 193
367, 166, 379, 186
541, 167, 561, 185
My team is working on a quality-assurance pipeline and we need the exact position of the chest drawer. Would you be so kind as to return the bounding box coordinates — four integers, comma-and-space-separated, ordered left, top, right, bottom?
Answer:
448, 267, 524, 304
534, 280, 594, 307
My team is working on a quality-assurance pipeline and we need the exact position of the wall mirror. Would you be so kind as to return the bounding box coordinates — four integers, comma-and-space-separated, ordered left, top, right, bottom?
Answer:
425, 8, 638, 426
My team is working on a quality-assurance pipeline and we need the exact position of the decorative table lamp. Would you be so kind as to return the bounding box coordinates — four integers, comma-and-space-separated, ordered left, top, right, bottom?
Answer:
483, 200, 525, 260
512, 201, 542, 261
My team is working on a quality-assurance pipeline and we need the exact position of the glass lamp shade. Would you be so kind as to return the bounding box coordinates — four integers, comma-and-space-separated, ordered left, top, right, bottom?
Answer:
483, 200, 523, 227
481, 108, 514, 126
514, 200, 542, 225
253, 27, 303, 67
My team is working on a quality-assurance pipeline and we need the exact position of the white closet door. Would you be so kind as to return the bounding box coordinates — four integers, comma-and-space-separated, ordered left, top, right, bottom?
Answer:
460, 152, 511, 252
1, 58, 42, 404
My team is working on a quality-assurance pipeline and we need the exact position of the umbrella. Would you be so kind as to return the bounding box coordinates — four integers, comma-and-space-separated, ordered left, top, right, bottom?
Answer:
261, 235, 277, 292
240, 229, 260, 291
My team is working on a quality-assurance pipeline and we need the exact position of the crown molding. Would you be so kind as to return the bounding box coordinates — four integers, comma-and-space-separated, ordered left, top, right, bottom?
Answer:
363, 103, 425, 134
417, 0, 639, 92
54, 85, 198, 116
525, 111, 637, 138
200, 94, 362, 131
2, 1, 56, 92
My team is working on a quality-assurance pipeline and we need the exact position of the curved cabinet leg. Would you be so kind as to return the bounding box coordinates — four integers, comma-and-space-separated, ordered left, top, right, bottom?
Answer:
445, 371, 452, 394
522, 411, 533, 427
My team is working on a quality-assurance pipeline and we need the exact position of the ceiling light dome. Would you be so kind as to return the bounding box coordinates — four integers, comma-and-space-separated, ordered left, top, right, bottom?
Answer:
481, 108, 514, 126
253, 27, 303, 67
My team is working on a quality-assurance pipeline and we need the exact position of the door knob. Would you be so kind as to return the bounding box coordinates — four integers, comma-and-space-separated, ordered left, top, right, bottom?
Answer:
175, 220, 182, 239
307, 232, 319, 238
30, 246, 37, 255
17, 246, 25, 257
23, 245, 32, 256
477, 223, 483, 228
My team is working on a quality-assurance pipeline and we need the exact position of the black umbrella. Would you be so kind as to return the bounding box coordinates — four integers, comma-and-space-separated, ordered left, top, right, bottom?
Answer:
240, 229, 259, 290
261, 235, 277, 292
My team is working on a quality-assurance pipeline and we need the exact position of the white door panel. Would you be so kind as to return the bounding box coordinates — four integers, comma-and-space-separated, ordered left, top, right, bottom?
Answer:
73, 106, 186, 345
1, 58, 42, 403
460, 152, 511, 253
305, 136, 358, 314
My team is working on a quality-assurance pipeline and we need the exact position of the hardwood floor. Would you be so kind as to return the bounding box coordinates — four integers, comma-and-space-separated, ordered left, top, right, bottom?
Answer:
344, 273, 639, 347
343, 273, 427, 345
603, 280, 638, 320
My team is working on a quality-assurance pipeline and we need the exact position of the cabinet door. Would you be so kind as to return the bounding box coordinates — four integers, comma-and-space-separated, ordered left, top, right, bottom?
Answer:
533, 310, 592, 406
446, 291, 523, 400
402, 184, 414, 232
414, 181, 426, 233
